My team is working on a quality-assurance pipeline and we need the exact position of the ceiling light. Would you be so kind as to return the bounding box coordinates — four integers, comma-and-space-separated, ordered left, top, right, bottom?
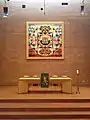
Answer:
81, 0, 85, 15
62, 3, 68, 5
22, 5, 26, 8
3, 7, 8, 17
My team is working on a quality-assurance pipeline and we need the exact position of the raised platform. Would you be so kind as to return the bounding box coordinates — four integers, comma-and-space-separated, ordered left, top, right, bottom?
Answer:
0, 86, 90, 119
0, 85, 90, 99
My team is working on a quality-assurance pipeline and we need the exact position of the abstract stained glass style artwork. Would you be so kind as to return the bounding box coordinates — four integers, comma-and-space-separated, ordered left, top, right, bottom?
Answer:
26, 22, 64, 59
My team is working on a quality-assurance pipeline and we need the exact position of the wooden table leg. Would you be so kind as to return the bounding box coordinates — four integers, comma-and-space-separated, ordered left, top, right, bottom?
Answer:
18, 81, 28, 93
62, 80, 72, 94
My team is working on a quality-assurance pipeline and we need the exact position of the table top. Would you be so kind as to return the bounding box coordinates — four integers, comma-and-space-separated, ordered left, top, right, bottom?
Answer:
19, 77, 72, 80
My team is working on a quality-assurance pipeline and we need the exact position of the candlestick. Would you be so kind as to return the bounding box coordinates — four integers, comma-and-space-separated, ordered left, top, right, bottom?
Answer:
76, 69, 79, 75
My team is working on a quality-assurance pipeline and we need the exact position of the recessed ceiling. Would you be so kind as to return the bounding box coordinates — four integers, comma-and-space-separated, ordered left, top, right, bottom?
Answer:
0, 0, 90, 18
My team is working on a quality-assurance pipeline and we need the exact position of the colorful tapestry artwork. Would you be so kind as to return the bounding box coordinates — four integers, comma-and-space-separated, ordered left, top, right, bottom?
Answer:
26, 22, 64, 59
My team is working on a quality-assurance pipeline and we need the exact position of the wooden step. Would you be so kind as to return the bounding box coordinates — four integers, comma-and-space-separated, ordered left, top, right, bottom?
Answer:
0, 103, 90, 108
0, 118, 90, 120
0, 111, 90, 119
0, 111, 90, 115
1, 119, 90, 120
0, 107, 90, 112
0, 103, 90, 112
0, 98, 90, 103
0, 103, 90, 109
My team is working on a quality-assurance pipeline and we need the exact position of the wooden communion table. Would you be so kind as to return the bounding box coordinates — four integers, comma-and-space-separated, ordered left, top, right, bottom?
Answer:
18, 77, 72, 94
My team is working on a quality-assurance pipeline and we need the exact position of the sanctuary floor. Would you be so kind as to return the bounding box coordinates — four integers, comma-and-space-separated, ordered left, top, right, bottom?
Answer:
0, 85, 90, 99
